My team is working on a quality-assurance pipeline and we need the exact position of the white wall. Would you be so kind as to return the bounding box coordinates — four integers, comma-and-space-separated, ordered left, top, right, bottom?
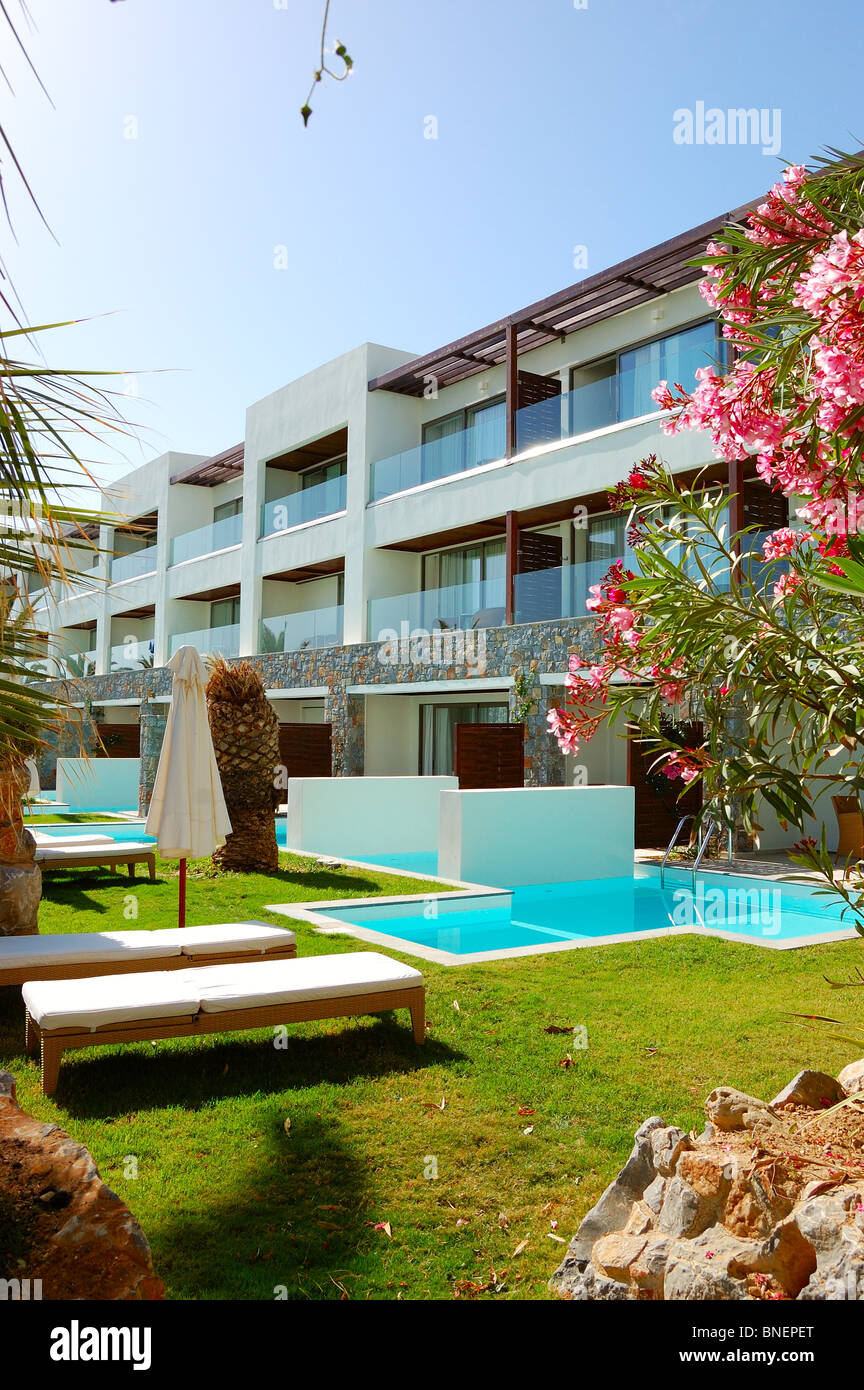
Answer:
365, 697, 420, 775
285, 775, 457, 856
438, 785, 635, 886
56, 758, 140, 811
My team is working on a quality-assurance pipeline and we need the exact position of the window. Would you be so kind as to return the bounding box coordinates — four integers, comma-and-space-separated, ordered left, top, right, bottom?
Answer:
301, 456, 346, 491
570, 320, 723, 434
422, 538, 506, 593
213, 498, 242, 524
211, 596, 240, 629
421, 397, 506, 483
420, 703, 508, 776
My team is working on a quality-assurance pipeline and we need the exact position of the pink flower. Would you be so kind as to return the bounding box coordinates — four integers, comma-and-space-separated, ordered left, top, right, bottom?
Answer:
761, 527, 801, 561
773, 572, 803, 601
607, 607, 635, 631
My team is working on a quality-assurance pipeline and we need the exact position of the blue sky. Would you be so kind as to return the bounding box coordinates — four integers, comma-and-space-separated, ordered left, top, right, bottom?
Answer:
4, 0, 863, 482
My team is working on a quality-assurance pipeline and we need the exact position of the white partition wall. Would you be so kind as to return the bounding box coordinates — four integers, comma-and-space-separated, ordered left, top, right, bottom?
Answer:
55, 758, 141, 811
438, 785, 635, 886
285, 776, 458, 858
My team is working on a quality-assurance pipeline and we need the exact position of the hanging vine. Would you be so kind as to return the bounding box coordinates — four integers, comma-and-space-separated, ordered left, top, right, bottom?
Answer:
301, 1, 353, 126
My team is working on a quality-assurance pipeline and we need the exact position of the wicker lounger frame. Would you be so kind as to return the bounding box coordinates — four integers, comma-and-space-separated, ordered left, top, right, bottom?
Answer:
26, 984, 426, 1096
37, 849, 157, 882
0, 940, 297, 989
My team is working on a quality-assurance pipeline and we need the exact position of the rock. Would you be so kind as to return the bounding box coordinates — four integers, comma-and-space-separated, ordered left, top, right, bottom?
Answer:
643, 1175, 666, 1214
559, 1260, 636, 1301
705, 1086, 776, 1130
623, 1200, 655, 1236
729, 1218, 818, 1299
658, 1174, 722, 1239
794, 1194, 852, 1256
838, 1059, 864, 1095
770, 1069, 846, 1110
650, 1125, 691, 1176
562, 1116, 665, 1263
0, 1069, 163, 1299
630, 1235, 672, 1296
724, 1169, 790, 1239
798, 1244, 864, 1300
664, 1227, 757, 1300
592, 1233, 649, 1282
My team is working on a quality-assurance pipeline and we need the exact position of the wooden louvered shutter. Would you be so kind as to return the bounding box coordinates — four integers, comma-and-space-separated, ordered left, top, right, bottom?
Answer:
454, 723, 524, 789
277, 723, 332, 778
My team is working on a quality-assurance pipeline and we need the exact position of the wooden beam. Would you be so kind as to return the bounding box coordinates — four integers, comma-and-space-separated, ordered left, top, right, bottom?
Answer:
505, 509, 518, 625
728, 458, 745, 576
505, 322, 518, 459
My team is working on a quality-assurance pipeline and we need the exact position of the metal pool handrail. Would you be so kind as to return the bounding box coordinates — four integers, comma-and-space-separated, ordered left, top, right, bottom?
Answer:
660, 814, 716, 890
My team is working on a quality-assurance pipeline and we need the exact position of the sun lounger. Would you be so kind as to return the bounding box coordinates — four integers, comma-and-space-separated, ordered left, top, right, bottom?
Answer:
34, 840, 157, 881
31, 832, 116, 848
22, 951, 426, 1095
0, 922, 297, 988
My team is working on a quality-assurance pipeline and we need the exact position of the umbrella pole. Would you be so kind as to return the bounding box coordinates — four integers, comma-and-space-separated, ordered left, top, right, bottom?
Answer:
179, 858, 187, 929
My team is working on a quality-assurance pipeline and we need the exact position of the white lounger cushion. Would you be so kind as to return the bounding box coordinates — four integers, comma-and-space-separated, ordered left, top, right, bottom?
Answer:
23, 951, 422, 1030
34, 841, 155, 862
31, 833, 116, 847
188, 951, 422, 1014
23, 972, 202, 1031
0, 931, 182, 969
0, 923, 295, 971
153, 922, 295, 957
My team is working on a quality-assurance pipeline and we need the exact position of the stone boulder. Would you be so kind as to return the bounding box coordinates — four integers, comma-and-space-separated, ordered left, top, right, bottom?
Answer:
551, 1065, 864, 1301
0, 1069, 163, 1299
839, 1059, 864, 1095
770, 1069, 846, 1110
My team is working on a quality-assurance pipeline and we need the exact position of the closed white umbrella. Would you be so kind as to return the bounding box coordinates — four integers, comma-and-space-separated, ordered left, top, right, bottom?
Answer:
145, 645, 232, 926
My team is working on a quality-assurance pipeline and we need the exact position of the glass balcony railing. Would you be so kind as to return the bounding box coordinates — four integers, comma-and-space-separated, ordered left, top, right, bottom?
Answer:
170, 511, 243, 566
110, 543, 158, 583
258, 605, 344, 654
368, 578, 507, 639
168, 624, 240, 659
370, 416, 507, 502
110, 639, 155, 671
55, 650, 98, 678
260, 474, 347, 538
369, 340, 725, 502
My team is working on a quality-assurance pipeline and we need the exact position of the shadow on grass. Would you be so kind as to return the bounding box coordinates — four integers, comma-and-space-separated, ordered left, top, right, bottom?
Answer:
142, 1113, 388, 1300
36, 1020, 462, 1120
40, 871, 163, 910
186, 864, 397, 897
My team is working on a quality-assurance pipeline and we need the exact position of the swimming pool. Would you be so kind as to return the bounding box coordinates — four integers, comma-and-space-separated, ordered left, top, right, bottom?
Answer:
36, 821, 155, 844
279, 865, 858, 964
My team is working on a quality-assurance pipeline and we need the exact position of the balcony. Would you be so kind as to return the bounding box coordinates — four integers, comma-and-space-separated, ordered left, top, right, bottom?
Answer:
260, 474, 347, 538
110, 543, 158, 583
369, 337, 721, 502
368, 578, 506, 639
168, 624, 240, 659
259, 605, 344, 654
170, 511, 243, 566
370, 414, 506, 503
54, 650, 97, 678
110, 639, 155, 671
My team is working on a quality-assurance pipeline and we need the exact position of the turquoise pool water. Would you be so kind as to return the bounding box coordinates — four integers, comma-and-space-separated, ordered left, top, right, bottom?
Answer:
317, 867, 851, 955
37, 822, 155, 844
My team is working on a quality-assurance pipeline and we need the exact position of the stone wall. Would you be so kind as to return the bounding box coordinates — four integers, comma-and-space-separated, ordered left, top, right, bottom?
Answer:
33, 617, 598, 810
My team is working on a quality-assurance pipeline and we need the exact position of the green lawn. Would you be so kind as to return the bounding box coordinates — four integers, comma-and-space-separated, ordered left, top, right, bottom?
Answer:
1, 855, 862, 1301
25, 813, 128, 825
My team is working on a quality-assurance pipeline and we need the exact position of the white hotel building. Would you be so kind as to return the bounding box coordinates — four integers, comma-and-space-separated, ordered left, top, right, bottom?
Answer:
33, 206, 791, 847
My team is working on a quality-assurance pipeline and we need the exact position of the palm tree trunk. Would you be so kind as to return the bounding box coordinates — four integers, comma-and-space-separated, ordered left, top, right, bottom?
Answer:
0, 764, 41, 936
